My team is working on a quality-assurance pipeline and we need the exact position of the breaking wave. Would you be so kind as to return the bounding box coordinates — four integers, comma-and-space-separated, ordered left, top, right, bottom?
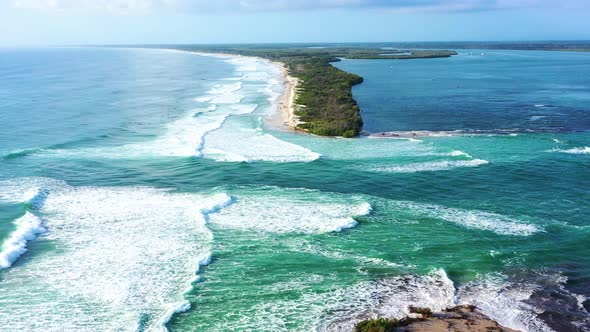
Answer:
371, 159, 489, 173
551, 146, 590, 154
0, 178, 234, 331
0, 212, 45, 269
209, 186, 371, 234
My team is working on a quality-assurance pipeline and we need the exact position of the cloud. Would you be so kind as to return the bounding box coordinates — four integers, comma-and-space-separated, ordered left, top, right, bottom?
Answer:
10, 0, 589, 14
11, 0, 161, 14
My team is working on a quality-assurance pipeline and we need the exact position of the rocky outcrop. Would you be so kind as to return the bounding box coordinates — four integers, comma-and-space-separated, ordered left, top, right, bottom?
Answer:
355, 305, 519, 332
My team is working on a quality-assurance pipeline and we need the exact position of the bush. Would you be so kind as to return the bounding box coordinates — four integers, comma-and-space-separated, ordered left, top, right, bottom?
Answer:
342, 129, 358, 138
354, 318, 400, 332
408, 305, 433, 317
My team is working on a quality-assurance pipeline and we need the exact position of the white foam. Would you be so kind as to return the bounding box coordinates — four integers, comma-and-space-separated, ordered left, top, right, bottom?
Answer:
194, 81, 245, 103
325, 269, 456, 329
394, 201, 542, 236
0, 179, 233, 331
228, 104, 259, 115
320, 271, 554, 332
0, 177, 62, 204
210, 187, 371, 234
157, 249, 216, 332
287, 238, 410, 270
446, 150, 473, 158
208, 82, 242, 95
151, 112, 229, 157
235, 268, 456, 332
458, 275, 553, 332
355, 202, 373, 216
0, 212, 45, 269
203, 128, 321, 163
50, 111, 229, 158
194, 96, 213, 102
193, 75, 242, 103
552, 147, 590, 154
157, 302, 192, 332
372, 159, 489, 173
224, 57, 276, 82
209, 93, 244, 104
235, 269, 551, 332
530, 115, 547, 121
241, 71, 272, 81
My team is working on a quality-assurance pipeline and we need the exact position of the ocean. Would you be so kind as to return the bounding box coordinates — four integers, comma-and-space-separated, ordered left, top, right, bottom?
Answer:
0, 47, 588, 331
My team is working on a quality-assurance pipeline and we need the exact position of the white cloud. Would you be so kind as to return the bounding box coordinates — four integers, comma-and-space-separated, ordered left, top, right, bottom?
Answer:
10, 0, 590, 14
11, 0, 165, 14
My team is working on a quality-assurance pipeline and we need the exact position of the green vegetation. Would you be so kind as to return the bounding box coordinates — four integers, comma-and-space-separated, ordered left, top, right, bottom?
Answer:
154, 45, 457, 137
355, 318, 401, 332
287, 56, 363, 137
408, 305, 433, 317
354, 316, 424, 332
347, 50, 457, 59
355, 41, 590, 52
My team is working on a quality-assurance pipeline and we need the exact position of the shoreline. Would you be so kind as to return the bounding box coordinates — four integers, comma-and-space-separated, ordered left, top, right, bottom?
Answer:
165, 49, 303, 134
355, 305, 520, 332
161, 47, 364, 137
269, 61, 304, 132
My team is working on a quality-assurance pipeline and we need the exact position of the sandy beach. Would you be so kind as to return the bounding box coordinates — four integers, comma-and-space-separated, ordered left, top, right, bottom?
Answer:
164, 49, 302, 132
267, 61, 303, 132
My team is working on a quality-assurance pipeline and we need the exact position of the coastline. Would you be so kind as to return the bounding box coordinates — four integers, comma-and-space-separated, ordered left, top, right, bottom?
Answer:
158, 46, 365, 137
270, 61, 304, 132
165, 49, 302, 133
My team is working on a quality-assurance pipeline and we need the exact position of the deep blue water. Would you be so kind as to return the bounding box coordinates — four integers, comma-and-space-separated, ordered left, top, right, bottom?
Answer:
335, 50, 590, 133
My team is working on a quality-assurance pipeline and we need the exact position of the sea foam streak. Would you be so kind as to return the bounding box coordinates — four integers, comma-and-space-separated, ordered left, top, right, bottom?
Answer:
0, 178, 233, 331
447, 150, 473, 158
394, 201, 542, 236
210, 186, 371, 234
371, 159, 489, 173
551, 146, 590, 154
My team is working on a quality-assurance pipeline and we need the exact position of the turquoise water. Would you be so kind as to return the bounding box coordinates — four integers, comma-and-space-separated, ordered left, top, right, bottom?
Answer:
0, 47, 588, 331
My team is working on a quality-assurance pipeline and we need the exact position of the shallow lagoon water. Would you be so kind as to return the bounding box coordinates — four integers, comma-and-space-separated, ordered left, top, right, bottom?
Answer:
0, 48, 588, 331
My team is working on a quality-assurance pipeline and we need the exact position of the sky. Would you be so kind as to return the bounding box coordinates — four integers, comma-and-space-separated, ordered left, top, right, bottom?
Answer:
1, 0, 590, 46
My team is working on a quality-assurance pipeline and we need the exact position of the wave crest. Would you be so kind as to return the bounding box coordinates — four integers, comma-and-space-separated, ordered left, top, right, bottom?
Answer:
0, 178, 233, 331
371, 159, 489, 173
0, 212, 46, 269
551, 146, 590, 154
